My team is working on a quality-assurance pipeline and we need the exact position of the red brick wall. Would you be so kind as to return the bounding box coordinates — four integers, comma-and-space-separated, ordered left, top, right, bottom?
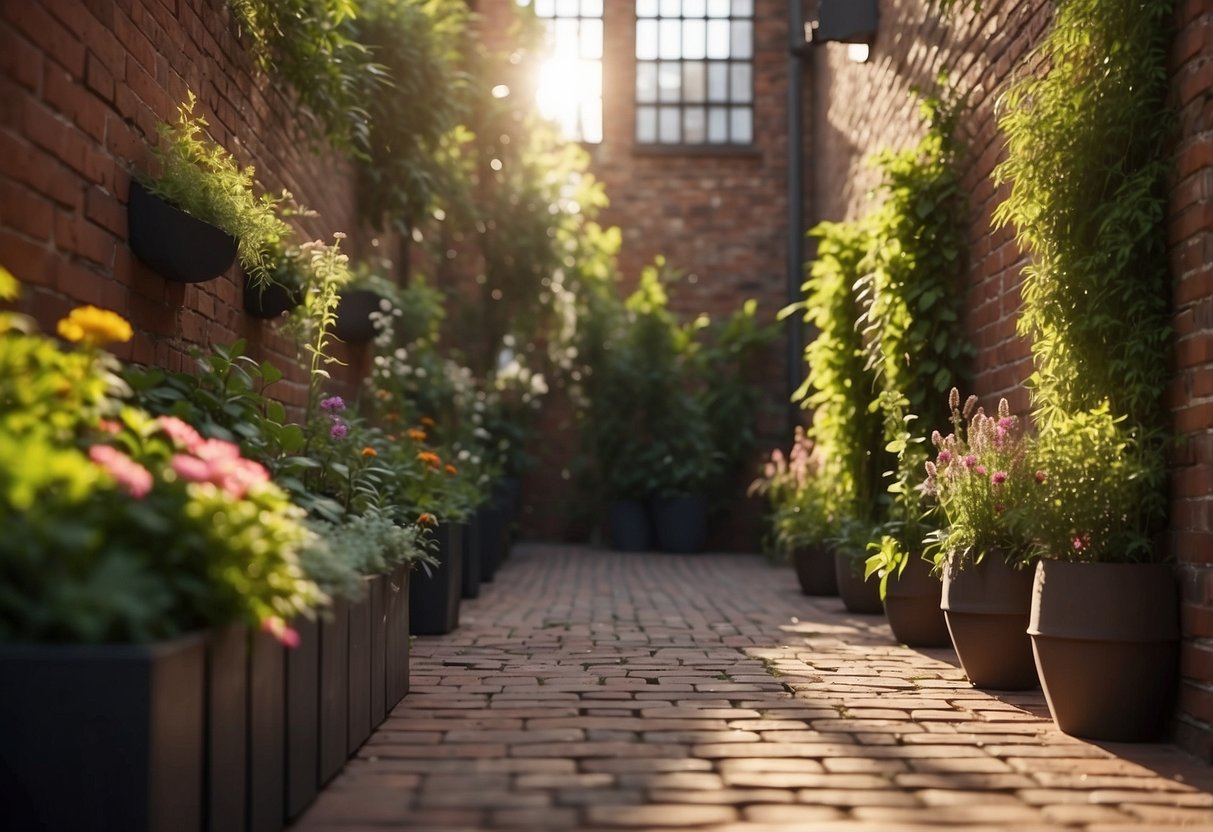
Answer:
813, 0, 1213, 758
0, 0, 382, 408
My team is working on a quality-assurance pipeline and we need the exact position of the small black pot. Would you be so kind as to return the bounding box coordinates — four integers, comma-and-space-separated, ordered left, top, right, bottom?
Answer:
410, 523, 464, 635
608, 499, 651, 552
333, 290, 386, 343
127, 180, 237, 283
0, 634, 205, 832
242, 276, 300, 319
652, 494, 709, 554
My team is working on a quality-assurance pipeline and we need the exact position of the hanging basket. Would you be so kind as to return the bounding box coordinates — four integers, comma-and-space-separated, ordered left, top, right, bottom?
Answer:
333, 290, 387, 343
127, 181, 237, 284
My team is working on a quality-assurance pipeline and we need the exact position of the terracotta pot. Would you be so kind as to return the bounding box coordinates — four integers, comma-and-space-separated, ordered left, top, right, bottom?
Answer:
791, 543, 838, 596
834, 550, 883, 614
942, 552, 1037, 690
1028, 559, 1179, 741
884, 555, 950, 647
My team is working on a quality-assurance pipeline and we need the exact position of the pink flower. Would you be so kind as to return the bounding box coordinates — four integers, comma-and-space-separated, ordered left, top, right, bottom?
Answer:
1072, 535, 1087, 552
89, 445, 153, 499
158, 416, 203, 453
97, 419, 122, 435
1035, 470, 1047, 484
937, 450, 953, 464
171, 438, 269, 499
320, 396, 345, 413
991, 470, 1007, 486
262, 616, 301, 649
962, 454, 976, 468
974, 464, 987, 477
330, 421, 349, 440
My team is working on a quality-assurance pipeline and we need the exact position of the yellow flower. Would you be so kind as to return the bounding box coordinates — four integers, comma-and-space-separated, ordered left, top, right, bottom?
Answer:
0, 266, 17, 301
57, 305, 133, 347
361, 446, 377, 457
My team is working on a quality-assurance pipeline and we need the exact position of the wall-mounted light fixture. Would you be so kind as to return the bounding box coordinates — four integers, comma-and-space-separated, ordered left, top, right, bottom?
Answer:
805, 0, 878, 62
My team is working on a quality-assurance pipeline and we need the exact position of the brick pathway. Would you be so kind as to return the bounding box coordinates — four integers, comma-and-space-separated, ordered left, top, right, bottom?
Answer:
293, 544, 1213, 831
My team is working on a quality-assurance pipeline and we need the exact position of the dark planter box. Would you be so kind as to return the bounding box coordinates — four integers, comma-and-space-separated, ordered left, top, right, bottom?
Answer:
652, 494, 709, 554
462, 516, 482, 599
317, 598, 349, 786
0, 635, 205, 832
127, 180, 237, 284
333, 290, 385, 343
243, 276, 300, 319
284, 616, 319, 821
347, 587, 372, 755
410, 523, 464, 635
479, 504, 505, 581
792, 544, 839, 597
369, 574, 388, 727
206, 626, 247, 832
385, 565, 411, 708
608, 499, 651, 552
247, 630, 285, 832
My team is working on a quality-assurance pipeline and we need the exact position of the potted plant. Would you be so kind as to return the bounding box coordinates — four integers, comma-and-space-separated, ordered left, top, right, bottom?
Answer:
243, 241, 304, 320
334, 268, 396, 344
0, 288, 323, 832
924, 389, 1037, 690
131, 93, 292, 285
1023, 405, 1176, 741
833, 519, 884, 614
646, 392, 719, 555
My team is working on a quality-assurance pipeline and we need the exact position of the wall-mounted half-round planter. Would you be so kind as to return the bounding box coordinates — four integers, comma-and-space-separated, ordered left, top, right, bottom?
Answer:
333, 290, 386, 343
242, 276, 300, 319
127, 181, 237, 283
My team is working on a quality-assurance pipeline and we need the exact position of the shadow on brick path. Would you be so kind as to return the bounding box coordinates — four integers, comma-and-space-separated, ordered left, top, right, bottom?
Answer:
291, 543, 1213, 831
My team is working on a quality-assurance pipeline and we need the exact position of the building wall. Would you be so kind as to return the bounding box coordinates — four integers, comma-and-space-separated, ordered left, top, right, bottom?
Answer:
0, 0, 381, 408
811, 0, 1213, 759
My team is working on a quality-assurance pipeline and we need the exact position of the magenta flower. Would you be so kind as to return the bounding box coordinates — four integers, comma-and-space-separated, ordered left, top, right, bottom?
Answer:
89, 445, 153, 499
320, 396, 346, 413
937, 450, 953, 464
171, 437, 269, 499
974, 464, 987, 477
262, 616, 301, 649
158, 415, 204, 453
330, 421, 349, 440
1072, 535, 1087, 552
962, 454, 976, 468
991, 470, 1007, 486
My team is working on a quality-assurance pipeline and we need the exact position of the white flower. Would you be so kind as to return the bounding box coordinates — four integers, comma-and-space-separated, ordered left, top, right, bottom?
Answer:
415, 367, 427, 378
473, 427, 491, 440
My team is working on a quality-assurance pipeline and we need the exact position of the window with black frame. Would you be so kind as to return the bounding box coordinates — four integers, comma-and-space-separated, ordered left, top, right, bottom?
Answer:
526, 0, 604, 144
635, 0, 755, 146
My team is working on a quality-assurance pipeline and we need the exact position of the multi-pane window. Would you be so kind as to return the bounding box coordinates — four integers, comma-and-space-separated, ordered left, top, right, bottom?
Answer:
635, 0, 754, 146
529, 0, 604, 143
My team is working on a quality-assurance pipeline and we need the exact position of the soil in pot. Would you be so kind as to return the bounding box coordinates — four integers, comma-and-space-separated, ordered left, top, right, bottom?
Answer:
941, 552, 1037, 690
127, 180, 237, 284
834, 550, 883, 614
884, 555, 951, 647
1028, 559, 1179, 742
792, 544, 838, 596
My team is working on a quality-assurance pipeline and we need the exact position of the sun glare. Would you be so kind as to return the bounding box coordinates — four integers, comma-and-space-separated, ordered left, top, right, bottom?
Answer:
535, 56, 602, 143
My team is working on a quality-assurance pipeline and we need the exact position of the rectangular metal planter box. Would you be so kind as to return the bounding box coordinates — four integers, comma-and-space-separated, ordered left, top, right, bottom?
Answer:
317, 598, 349, 786
461, 516, 482, 599
410, 523, 464, 635
369, 574, 388, 728
347, 587, 372, 754
478, 504, 504, 582
0, 635, 205, 832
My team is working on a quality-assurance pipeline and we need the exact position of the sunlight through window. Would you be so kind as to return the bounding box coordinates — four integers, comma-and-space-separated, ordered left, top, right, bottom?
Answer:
519, 0, 604, 144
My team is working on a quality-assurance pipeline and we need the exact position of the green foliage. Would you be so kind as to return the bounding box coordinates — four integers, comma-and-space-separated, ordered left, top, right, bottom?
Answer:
227, 0, 382, 151
992, 0, 1174, 560
859, 86, 972, 437
749, 427, 833, 554
143, 94, 294, 283
301, 511, 436, 601
1024, 404, 1160, 562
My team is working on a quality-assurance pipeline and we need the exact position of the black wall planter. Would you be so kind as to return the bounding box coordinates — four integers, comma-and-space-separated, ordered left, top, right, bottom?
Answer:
127, 181, 237, 284
333, 290, 385, 343
653, 494, 709, 554
410, 523, 464, 635
285, 616, 320, 821
0, 635, 205, 832
243, 276, 300, 320
206, 626, 247, 832
608, 499, 651, 552
317, 599, 349, 786
462, 516, 482, 599
385, 565, 411, 708
247, 630, 285, 832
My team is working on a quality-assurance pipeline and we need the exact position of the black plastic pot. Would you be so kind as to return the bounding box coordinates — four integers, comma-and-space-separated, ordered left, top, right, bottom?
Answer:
0, 634, 205, 832
791, 544, 839, 596
285, 616, 319, 821
317, 598, 349, 786
479, 503, 505, 582
384, 565, 411, 708
608, 499, 651, 552
462, 516, 482, 599
410, 523, 464, 635
347, 587, 372, 755
127, 180, 237, 283
206, 626, 247, 832
247, 630, 285, 832
242, 276, 300, 319
653, 494, 709, 554
333, 290, 386, 343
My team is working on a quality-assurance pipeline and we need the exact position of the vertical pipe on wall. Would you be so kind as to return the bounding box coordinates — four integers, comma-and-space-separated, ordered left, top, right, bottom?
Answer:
786, 0, 808, 430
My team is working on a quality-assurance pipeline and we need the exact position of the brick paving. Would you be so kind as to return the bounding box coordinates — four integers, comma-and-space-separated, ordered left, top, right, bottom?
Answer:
293, 544, 1213, 831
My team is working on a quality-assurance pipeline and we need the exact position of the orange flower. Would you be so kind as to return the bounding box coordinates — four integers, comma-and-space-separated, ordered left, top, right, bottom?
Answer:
376, 389, 390, 400
361, 446, 377, 457
417, 451, 441, 469
384, 412, 400, 423
417, 512, 437, 526
419, 416, 435, 427
445, 464, 458, 475
407, 428, 427, 442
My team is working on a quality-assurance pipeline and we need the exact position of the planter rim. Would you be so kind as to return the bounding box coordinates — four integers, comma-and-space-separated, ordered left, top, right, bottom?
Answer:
1028, 559, 1179, 642
0, 630, 207, 660
127, 180, 238, 283
941, 552, 1036, 615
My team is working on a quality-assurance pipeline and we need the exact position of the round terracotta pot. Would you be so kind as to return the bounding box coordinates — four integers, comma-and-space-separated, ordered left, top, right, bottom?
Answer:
1028, 559, 1179, 742
791, 544, 838, 596
941, 552, 1037, 690
884, 555, 950, 647
834, 550, 883, 614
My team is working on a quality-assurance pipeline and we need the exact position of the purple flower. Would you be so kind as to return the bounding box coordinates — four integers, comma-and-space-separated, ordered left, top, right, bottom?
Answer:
991, 470, 1007, 486
330, 421, 349, 440
962, 454, 976, 468
974, 464, 987, 477
320, 396, 346, 413
937, 450, 953, 464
